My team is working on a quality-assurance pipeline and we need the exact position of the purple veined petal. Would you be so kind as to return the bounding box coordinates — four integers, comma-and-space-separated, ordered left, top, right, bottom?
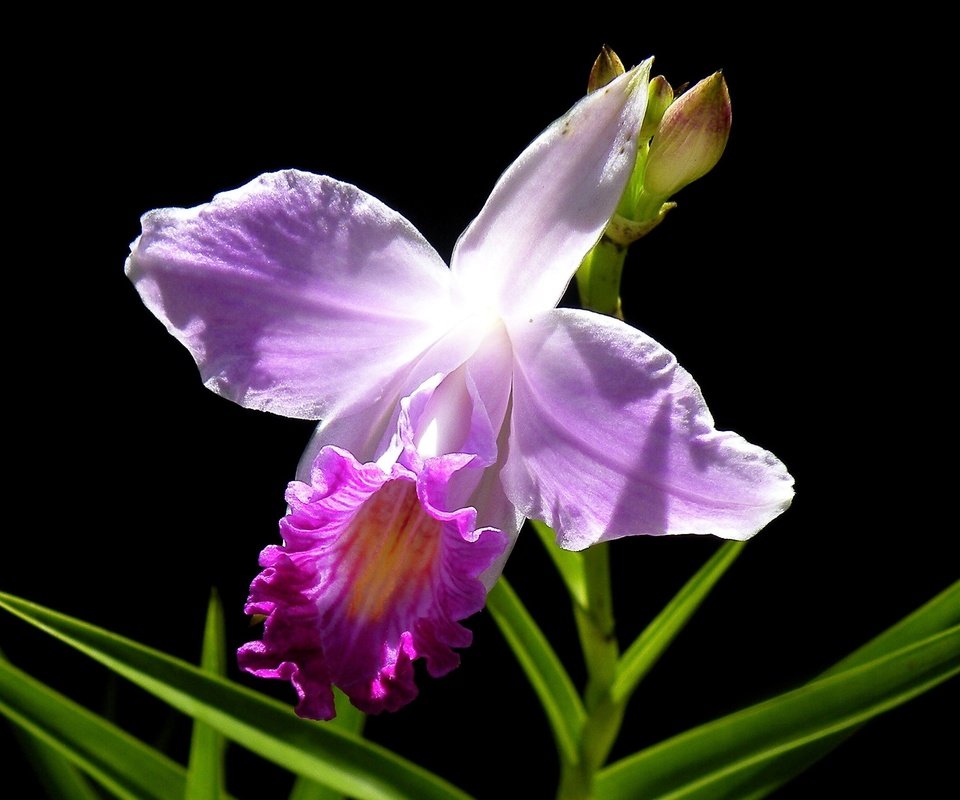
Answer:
385, 323, 521, 586
127, 170, 456, 420
502, 309, 795, 550
239, 446, 506, 720
450, 60, 651, 320
307, 324, 520, 595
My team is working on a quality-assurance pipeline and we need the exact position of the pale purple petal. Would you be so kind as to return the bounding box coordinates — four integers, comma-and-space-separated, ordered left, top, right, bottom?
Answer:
239, 446, 506, 719
295, 362, 425, 477
503, 309, 795, 550
127, 170, 454, 420
399, 324, 513, 465
296, 314, 506, 479
469, 419, 525, 589
387, 327, 520, 587
392, 324, 515, 514
458, 323, 523, 585
461, 322, 513, 468
450, 60, 651, 319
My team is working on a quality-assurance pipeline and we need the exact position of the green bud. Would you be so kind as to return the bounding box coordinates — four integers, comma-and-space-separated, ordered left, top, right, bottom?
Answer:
587, 45, 625, 93
643, 71, 731, 197
639, 75, 674, 140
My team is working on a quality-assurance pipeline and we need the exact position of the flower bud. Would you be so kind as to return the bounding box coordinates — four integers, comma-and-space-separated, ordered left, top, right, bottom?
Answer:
643, 71, 731, 197
587, 45, 625, 93
639, 75, 674, 140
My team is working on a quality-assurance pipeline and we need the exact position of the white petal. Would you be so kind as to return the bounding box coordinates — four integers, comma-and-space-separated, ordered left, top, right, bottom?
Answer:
450, 61, 651, 320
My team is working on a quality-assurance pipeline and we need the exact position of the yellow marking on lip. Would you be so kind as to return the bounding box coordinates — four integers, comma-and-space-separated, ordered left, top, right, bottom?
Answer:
342, 478, 442, 622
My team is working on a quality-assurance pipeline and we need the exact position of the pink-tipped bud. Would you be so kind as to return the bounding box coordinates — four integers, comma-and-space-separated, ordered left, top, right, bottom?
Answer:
643, 71, 731, 197
639, 75, 675, 140
587, 45, 625, 93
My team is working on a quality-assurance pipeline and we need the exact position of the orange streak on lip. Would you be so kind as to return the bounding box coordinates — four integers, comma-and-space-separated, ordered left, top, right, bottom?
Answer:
342, 478, 442, 622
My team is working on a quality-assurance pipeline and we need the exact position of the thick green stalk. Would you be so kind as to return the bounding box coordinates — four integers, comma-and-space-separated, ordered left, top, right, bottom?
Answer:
577, 545, 618, 706
562, 224, 633, 797
557, 544, 624, 799
575, 240, 627, 320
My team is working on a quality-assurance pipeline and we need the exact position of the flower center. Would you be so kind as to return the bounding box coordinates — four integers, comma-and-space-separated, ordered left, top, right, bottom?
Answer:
341, 478, 441, 622
414, 366, 473, 459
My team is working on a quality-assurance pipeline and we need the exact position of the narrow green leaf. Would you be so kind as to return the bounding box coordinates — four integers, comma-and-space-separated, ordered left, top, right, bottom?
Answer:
486, 577, 585, 764
330, 686, 366, 733
288, 778, 341, 800
0, 591, 471, 800
1, 646, 103, 800
199, 591, 228, 676
9, 720, 102, 800
185, 590, 227, 800
826, 579, 960, 675
596, 626, 960, 800
288, 688, 367, 800
612, 541, 744, 703
0, 655, 188, 800
531, 520, 588, 608
676, 578, 960, 799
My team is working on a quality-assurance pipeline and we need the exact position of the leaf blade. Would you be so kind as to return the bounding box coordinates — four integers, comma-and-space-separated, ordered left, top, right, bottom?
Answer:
8, 720, 103, 800
485, 577, 585, 764
531, 520, 587, 608
676, 578, 960, 799
288, 687, 367, 800
185, 590, 228, 800
596, 625, 960, 800
0, 654, 188, 800
0, 591, 471, 800
612, 541, 744, 703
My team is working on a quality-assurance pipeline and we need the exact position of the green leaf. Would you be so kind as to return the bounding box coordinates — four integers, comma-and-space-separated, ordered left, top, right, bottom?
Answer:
288, 778, 340, 800
0, 654, 188, 800
2, 647, 103, 800
185, 590, 227, 800
8, 719, 102, 800
531, 520, 587, 608
0, 591, 471, 800
826, 579, 960, 675
612, 541, 744, 703
288, 688, 367, 800
486, 577, 585, 764
595, 625, 960, 800
678, 578, 960, 799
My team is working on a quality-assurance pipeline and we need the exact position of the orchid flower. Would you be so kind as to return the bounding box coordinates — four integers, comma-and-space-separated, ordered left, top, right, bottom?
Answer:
126, 59, 794, 719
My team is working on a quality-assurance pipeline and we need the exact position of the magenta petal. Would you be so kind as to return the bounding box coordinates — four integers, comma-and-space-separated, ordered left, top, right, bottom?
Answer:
127, 170, 452, 420
503, 309, 795, 550
238, 446, 506, 719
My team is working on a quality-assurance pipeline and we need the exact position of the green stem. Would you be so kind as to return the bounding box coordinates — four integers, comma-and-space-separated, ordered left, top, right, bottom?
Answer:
556, 544, 624, 799
577, 545, 617, 705
575, 240, 627, 320
562, 226, 634, 797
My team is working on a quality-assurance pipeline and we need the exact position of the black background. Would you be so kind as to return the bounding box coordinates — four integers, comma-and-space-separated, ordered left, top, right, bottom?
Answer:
3, 18, 956, 799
